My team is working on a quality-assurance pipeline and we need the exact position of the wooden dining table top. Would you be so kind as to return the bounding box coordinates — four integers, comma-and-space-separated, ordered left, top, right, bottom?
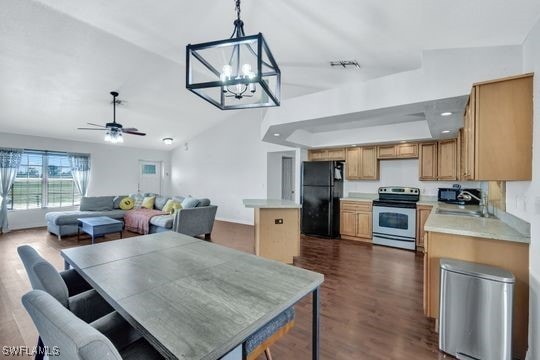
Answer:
61, 231, 324, 360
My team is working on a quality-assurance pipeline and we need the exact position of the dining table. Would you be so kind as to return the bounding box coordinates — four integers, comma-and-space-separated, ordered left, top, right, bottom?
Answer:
60, 231, 324, 360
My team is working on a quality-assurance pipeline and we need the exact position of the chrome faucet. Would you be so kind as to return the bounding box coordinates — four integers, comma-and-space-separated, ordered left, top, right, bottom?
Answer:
458, 190, 488, 217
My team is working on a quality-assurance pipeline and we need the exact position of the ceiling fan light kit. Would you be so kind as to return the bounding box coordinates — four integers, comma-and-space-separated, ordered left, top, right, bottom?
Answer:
78, 91, 146, 144
185, 0, 281, 110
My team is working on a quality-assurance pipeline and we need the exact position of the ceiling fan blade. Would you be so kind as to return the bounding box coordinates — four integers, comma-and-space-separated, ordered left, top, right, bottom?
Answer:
86, 122, 107, 128
123, 130, 146, 136
122, 127, 139, 132
78, 128, 108, 131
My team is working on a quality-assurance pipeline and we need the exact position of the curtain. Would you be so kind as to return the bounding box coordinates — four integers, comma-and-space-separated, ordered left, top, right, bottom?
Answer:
0, 148, 23, 233
68, 153, 90, 197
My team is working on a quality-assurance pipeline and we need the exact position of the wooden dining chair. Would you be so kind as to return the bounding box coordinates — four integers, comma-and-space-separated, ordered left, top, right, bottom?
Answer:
244, 307, 295, 360
22, 290, 164, 360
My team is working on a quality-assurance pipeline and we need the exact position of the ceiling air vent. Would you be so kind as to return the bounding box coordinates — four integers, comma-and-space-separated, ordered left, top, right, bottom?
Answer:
330, 60, 361, 69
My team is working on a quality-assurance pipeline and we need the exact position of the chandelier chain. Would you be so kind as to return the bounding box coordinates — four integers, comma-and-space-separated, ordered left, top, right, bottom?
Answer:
235, 0, 241, 21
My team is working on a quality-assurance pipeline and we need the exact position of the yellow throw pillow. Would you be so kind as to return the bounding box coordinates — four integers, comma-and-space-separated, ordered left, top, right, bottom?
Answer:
141, 196, 155, 209
172, 202, 182, 214
162, 199, 182, 214
119, 197, 135, 210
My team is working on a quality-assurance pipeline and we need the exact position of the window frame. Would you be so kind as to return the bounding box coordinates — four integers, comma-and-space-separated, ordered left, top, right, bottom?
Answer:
7, 150, 85, 211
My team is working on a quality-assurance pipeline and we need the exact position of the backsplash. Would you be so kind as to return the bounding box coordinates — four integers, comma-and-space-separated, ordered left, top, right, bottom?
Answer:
343, 159, 485, 196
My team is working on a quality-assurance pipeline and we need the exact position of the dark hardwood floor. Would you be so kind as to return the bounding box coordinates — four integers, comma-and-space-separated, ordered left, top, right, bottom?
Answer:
0, 221, 444, 359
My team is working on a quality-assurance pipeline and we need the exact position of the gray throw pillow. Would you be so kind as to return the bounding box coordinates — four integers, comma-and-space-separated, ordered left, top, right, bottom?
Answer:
154, 196, 170, 210
197, 198, 211, 207
173, 196, 185, 203
113, 195, 127, 209
80, 196, 115, 211
181, 196, 200, 209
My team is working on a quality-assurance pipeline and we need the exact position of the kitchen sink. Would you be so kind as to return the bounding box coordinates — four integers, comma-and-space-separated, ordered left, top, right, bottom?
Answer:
436, 208, 492, 218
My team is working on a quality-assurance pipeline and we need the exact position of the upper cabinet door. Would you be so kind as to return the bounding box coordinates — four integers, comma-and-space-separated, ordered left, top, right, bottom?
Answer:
345, 148, 361, 179
438, 139, 458, 180
475, 75, 533, 180
360, 147, 379, 180
419, 142, 438, 180
377, 145, 396, 159
396, 143, 419, 158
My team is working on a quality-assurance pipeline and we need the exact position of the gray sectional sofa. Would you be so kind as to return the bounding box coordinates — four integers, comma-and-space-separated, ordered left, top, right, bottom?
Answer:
46, 194, 217, 240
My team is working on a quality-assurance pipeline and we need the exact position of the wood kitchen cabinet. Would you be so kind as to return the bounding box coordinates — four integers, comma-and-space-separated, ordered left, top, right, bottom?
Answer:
308, 148, 345, 161
346, 147, 379, 180
418, 142, 438, 180
437, 139, 458, 180
340, 200, 372, 242
377, 143, 418, 159
415, 205, 432, 252
377, 145, 396, 159
419, 139, 458, 181
462, 73, 533, 181
396, 143, 418, 158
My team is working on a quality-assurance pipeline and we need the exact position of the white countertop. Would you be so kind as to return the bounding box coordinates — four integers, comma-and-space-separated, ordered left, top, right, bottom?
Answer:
340, 192, 529, 244
424, 203, 530, 244
243, 199, 302, 209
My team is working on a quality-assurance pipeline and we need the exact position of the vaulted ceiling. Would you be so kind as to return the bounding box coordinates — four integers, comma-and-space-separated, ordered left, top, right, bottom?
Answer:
1, 0, 539, 149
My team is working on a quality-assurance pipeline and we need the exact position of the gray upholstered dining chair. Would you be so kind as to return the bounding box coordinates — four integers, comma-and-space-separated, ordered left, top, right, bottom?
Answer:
17, 245, 113, 323
244, 307, 295, 360
22, 290, 163, 360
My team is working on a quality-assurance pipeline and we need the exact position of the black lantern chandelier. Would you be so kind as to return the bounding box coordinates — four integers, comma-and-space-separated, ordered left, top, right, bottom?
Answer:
186, 0, 281, 110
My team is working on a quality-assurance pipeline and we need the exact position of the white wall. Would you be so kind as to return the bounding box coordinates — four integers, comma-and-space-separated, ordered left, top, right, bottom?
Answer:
0, 132, 170, 230
505, 18, 540, 360
344, 159, 482, 196
170, 111, 292, 225
267, 151, 296, 199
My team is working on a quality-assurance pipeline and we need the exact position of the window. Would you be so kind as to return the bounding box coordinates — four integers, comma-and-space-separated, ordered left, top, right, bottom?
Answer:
142, 164, 157, 175
8, 151, 82, 210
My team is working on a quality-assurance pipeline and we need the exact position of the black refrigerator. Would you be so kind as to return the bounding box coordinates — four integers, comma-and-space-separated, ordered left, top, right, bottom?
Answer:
301, 161, 344, 238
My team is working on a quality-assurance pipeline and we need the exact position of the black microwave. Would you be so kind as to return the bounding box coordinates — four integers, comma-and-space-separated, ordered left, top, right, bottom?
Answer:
438, 188, 481, 205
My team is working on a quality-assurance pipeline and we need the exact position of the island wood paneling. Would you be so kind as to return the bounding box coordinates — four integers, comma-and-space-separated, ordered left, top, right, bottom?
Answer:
255, 208, 300, 264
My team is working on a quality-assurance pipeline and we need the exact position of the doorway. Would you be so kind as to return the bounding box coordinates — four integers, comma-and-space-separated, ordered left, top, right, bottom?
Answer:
138, 160, 162, 194
281, 157, 294, 200
267, 151, 296, 200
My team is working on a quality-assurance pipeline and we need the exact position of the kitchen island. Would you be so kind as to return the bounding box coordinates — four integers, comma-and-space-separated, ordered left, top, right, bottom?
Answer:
243, 199, 301, 264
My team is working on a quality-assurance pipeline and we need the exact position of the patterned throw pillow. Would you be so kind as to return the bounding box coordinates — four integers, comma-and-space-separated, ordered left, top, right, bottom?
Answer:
141, 196, 155, 209
119, 197, 135, 210
133, 196, 144, 209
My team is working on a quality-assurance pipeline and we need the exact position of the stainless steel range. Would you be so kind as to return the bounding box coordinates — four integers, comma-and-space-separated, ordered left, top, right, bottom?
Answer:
372, 186, 420, 250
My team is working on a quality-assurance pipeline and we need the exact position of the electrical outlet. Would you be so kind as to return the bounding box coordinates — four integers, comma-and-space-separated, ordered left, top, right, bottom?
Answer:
275, 219, 283, 225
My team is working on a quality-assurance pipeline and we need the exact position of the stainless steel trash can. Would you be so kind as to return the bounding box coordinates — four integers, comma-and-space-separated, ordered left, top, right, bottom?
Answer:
439, 258, 515, 360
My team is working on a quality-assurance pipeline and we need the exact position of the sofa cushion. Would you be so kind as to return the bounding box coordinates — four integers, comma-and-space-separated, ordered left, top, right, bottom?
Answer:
46, 210, 126, 226
162, 199, 180, 214
119, 197, 135, 210
181, 196, 200, 209
149, 215, 174, 229
172, 196, 185, 203
197, 198, 211, 207
113, 195, 128, 209
129, 193, 144, 209
141, 196, 155, 209
79, 196, 115, 211
154, 196, 169, 210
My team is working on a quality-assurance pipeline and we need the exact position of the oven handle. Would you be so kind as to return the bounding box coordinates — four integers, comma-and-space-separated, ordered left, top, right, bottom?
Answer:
372, 232, 415, 241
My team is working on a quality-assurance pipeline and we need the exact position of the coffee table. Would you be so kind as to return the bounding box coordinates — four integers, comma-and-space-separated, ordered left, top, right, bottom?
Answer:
77, 216, 123, 244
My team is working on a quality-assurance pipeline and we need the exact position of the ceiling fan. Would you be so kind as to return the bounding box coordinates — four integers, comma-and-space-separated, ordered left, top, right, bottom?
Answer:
78, 91, 146, 143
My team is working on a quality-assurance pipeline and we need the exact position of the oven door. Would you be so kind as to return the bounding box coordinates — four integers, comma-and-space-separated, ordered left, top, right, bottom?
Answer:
372, 205, 416, 239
